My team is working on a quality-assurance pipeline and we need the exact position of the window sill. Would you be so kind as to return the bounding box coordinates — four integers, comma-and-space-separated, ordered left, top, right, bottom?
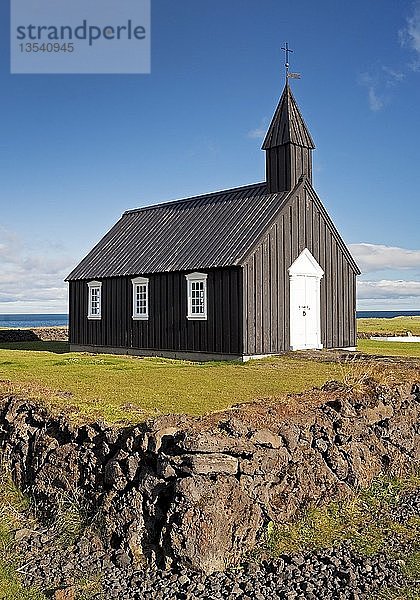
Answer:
187, 315, 207, 321
132, 316, 149, 321
87, 316, 102, 320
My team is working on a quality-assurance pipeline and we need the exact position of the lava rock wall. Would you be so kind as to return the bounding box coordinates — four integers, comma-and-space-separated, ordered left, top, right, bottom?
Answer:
1, 381, 419, 574
0, 327, 68, 342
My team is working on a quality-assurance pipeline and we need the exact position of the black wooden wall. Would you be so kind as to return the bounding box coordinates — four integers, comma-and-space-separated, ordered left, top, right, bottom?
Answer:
69, 181, 357, 358
69, 268, 243, 356
266, 145, 313, 194
241, 181, 357, 355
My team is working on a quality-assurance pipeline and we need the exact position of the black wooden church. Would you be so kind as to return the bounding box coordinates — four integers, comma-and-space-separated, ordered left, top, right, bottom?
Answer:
67, 75, 360, 361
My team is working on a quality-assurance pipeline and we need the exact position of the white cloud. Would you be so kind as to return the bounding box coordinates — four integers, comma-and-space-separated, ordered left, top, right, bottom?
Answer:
358, 279, 420, 300
247, 118, 268, 140
400, 1, 420, 70
0, 226, 73, 314
382, 66, 405, 85
358, 2, 420, 112
400, 0, 420, 53
349, 243, 420, 273
248, 128, 266, 140
350, 242, 420, 308
368, 87, 384, 112
358, 72, 385, 112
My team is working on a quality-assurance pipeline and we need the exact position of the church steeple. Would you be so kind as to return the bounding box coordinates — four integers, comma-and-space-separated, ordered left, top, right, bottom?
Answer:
263, 81, 315, 194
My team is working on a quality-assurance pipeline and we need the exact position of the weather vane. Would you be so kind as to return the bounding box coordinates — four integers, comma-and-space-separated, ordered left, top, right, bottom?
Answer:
281, 42, 301, 82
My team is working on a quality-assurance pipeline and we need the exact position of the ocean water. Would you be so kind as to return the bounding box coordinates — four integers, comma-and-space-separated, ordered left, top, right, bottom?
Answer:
0, 312, 419, 329
0, 314, 68, 329
356, 310, 420, 319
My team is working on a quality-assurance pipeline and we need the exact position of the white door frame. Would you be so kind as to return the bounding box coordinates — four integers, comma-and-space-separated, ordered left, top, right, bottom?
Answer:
288, 248, 324, 350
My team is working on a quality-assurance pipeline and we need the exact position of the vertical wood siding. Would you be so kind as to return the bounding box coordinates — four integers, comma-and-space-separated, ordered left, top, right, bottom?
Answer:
69, 268, 243, 355
266, 145, 313, 193
242, 185, 358, 354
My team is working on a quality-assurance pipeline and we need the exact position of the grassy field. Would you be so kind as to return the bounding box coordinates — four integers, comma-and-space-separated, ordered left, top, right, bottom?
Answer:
1, 321, 420, 424
357, 316, 420, 358
357, 316, 420, 336
0, 342, 346, 423
358, 339, 420, 358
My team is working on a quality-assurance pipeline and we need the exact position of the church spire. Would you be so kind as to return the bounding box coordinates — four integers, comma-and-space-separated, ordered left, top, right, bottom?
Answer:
263, 76, 315, 194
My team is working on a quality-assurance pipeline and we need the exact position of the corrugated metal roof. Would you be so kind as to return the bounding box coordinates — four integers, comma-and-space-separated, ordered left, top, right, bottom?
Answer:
262, 82, 315, 150
67, 183, 290, 280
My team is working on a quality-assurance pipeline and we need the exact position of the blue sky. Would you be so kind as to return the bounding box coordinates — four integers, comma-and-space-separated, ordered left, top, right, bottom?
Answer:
1, 0, 420, 313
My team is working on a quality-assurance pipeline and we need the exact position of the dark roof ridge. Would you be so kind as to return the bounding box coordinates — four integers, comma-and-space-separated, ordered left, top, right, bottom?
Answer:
123, 181, 268, 215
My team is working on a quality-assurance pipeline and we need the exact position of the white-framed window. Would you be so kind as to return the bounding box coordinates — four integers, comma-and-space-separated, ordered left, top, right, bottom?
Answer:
132, 277, 149, 320
87, 281, 102, 320
185, 272, 208, 320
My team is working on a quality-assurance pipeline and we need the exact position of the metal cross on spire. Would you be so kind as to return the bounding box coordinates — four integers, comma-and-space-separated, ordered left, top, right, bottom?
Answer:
281, 42, 293, 78
281, 42, 301, 82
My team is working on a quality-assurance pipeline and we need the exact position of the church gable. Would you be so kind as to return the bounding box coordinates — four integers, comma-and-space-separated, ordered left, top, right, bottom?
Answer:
243, 186, 358, 281
241, 181, 358, 355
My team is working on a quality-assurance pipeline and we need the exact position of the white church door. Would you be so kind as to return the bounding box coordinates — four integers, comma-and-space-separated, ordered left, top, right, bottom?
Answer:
288, 249, 324, 350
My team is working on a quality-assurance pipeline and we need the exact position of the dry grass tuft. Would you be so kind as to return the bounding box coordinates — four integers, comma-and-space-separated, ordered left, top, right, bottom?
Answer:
338, 354, 410, 392
0, 459, 47, 600
0, 458, 104, 599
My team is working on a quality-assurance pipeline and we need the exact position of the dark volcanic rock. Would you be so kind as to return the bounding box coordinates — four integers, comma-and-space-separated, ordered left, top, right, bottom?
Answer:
162, 474, 262, 573
20, 529, 410, 600
1, 379, 420, 575
0, 326, 68, 342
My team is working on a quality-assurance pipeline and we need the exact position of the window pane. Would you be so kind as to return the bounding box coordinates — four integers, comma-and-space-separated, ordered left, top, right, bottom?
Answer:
189, 278, 205, 315
89, 286, 101, 317
134, 283, 148, 316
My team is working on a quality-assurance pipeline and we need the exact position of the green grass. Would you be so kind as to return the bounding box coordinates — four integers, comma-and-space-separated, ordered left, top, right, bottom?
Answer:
0, 461, 102, 600
358, 316, 420, 336
357, 316, 420, 358
0, 464, 47, 600
357, 339, 420, 358
0, 562, 47, 600
0, 344, 346, 423
265, 475, 420, 598
1, 338, 419, 423
266, 474, 420, 557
